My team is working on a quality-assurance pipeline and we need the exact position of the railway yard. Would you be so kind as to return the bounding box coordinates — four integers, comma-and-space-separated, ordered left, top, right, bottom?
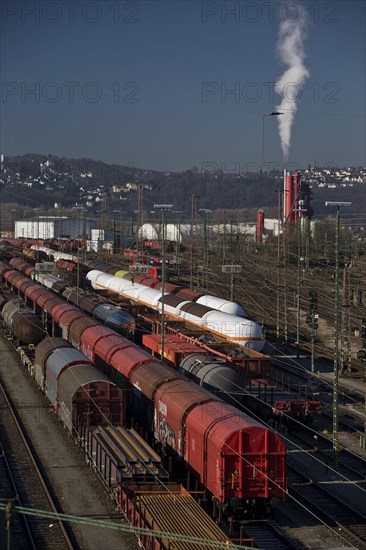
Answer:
0, 237, 365, 550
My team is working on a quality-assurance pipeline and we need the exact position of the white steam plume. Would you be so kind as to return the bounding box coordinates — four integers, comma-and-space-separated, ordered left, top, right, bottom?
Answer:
275, 8, 309, 160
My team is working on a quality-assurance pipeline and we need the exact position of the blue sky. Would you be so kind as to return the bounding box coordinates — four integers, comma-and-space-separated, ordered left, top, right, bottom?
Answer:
1, 1, 365, 171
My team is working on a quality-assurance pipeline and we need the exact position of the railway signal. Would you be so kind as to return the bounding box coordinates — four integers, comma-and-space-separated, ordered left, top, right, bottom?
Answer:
221, 264, 242, 302
308, 290, 318, 313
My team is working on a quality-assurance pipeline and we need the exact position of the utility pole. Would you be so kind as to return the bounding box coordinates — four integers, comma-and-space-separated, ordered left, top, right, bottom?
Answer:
155, 204, 173, 360
101, 192, 108, 263
199, 209, 211, 293
113, 209, 122, 254
230, 268, 234, 302
222, 208, 227, 264
190, 194, 199, 289
172, 210, 183, 282
295, 204, 307, 356
341, 265, 351, 376
325, 201, 351, 455
137, 183, 144, 259
74, 207, 85, 306
307, 291, 318, 373
203, 214, 208, 293
34, 208, 40, 262
276, 191, 282, 341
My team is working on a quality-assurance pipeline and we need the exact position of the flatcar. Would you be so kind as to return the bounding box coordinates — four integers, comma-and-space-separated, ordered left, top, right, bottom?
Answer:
86, 270, 264, 351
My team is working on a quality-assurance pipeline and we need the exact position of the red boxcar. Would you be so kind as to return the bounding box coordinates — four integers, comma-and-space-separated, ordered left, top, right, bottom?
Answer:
110, 345, 155, 379
152, 377, 286, 509
52, 303, 78, 324
185, 401, 286, 504
58, 309, 85, 340
81, 328, 130, 364
25, 286, 50, 311
19, 280, 36, 295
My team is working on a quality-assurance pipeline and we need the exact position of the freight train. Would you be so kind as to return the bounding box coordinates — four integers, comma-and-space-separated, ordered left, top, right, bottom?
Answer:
4, 262, 312, 425
23, 245, 263, 349
0, 280, 124, 431
7, 258, 136, 338
86, 270, 264, 351
9, 257, 249, 410
28, 245, 247, 317
6, 261, 275, 418
0, 258, 286, 517
4, 256, 320, 424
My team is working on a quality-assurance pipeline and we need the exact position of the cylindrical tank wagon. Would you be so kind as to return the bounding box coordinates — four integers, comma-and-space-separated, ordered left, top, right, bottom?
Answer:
196, 295, 246, 316
1, 297, 44, 344
179, 353, 245, 406
143, 334, 245, 407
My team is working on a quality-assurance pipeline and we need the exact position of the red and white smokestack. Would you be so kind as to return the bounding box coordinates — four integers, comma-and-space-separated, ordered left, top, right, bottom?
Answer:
284, 170, 294, 223
283, 170, 287, 219
256, 209, 264, 245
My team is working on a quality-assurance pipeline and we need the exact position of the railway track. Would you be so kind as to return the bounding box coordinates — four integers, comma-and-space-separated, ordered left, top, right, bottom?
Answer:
240, 519, 304, 550
269, 355, 366, 433
288, 464, 366, 550
0, 380, 75, 550
0, 440, 32, 548
288, 427, 366, 479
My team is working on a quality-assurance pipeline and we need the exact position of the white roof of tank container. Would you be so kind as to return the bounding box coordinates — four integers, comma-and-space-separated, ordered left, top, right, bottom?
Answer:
138, 224, 160, 240
165, 224, 190, 241
138, 223, 191, 242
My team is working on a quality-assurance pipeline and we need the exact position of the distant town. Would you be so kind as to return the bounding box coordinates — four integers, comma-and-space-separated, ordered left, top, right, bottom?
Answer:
0, 154, 365, 218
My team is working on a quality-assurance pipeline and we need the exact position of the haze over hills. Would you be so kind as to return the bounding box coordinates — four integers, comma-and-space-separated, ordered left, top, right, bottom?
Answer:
0, 154, 365, 220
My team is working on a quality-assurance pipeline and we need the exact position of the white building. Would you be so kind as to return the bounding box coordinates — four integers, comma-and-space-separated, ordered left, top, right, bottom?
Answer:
15, 216, 96, 240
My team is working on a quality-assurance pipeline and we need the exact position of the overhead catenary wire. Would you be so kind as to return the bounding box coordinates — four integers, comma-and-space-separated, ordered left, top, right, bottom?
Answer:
4, 246, 366, 458
1, 260, 364, 550
0, 503, 244, 549
1, 324, 363, 550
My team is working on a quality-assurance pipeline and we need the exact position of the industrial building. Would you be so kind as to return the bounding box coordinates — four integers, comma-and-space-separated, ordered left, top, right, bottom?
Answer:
15, 216, 97, 240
